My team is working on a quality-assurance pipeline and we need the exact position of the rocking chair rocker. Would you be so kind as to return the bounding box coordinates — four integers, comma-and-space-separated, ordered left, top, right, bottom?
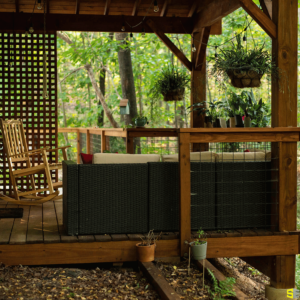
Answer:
0, 119, 70, 205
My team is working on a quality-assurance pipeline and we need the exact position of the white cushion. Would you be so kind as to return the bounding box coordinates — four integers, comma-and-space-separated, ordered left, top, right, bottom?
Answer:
215, 152, 267, 162
162, 152, 217, 162
92, 153, 161, 164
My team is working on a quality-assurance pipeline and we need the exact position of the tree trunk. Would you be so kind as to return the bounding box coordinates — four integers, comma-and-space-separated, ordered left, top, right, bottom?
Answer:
85, 64, 119, 128
115, 32, 138, 125
97, 69, 105, 126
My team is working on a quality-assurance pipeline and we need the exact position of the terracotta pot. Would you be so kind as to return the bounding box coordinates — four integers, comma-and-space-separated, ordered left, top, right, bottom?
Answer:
227, 69, 263, 88
136, 243, 156, 262
229, 117, 236, 128
162, 88, 185, 101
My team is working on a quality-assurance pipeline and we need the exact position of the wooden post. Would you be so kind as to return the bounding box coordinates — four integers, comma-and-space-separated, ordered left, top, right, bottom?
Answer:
76, 130, 80, 164
101, 130, 106, 153
190, 33, 208, 152
86, 130, 90, 154
270, 0, 298, 289
179, 132, 191, 257
126, 132, 134, 154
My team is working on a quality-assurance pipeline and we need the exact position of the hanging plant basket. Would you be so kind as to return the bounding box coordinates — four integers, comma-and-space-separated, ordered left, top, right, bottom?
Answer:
162, 88, 185, 101
227, 70, 263, 88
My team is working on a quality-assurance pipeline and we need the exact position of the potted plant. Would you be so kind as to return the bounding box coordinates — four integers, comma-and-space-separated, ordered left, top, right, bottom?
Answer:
228, 92, 245, 128
152, 66, 190, 101
134, 116, 148, 128
211, 35, 279, 89
136, 230, 160, 262
190, 228, 207, 260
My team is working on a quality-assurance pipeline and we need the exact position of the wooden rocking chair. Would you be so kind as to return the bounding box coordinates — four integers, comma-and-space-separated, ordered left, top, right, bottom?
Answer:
0, 119, 70, 205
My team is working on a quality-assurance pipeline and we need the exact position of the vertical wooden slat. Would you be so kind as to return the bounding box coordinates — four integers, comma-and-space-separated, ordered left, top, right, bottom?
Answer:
179, 132, 191, 257
101, 130, 106, 153
126, 133, 134, 154
86, 129, 90, 154
270, 0, 298, 290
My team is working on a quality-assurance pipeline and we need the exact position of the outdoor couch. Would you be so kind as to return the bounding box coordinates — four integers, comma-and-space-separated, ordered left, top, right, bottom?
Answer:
63, 152, 273, 236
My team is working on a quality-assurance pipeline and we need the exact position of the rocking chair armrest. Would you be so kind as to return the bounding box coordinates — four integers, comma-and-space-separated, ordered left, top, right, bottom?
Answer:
9, 148, 49, 158
46, 146, 71, 152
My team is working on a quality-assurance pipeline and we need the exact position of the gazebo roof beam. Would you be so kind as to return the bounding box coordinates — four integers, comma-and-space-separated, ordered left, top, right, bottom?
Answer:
0, 13, 194, 34
147, 18, 192, 71
160, 0, 171, 17
259, 0, 272, 19
104, 0, 111, 15
132, 0, 141, 16
239, 0, 276, 39
15, 0, 19, 13
193, 0, 241, 32
187, 1, 198, 17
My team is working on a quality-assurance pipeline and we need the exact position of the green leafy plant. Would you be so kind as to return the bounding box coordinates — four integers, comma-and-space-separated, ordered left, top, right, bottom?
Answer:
206, 269, 236, 300
194, 228, 207, 245
151, 66, 190, 98
210, 34, 279, 84
188, 98, 221, 122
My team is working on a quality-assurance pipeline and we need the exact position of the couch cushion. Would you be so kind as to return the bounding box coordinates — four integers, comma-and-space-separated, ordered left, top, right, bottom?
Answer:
216, 152, 267, 162
162, 152, 217, 162
93, 153, 161, 164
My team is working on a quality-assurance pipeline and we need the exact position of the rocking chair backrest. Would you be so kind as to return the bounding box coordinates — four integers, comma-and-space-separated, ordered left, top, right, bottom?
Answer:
0, 119, 28, 160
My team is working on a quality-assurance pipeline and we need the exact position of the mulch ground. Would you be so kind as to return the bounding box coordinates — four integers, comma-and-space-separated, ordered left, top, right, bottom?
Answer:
0, 263, 159, 300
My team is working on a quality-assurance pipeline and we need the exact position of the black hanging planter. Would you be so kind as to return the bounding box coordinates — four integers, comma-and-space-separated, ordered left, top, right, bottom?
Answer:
235, 115, 244, 128
213, 118, 221, 128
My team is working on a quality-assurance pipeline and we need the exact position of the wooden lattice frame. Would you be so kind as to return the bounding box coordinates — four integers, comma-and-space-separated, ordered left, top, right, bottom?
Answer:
0, 32, 58, 196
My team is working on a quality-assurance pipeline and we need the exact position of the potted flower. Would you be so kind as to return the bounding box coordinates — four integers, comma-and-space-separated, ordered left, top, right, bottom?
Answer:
136, 230, 160, 262
152, 66, 190, 101
134, 116, 148, 128
211, 35, 279, 89
190, 228, 207, 260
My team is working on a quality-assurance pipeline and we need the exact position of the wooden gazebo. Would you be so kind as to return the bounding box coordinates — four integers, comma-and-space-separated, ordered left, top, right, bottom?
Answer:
0, 0, 298, 297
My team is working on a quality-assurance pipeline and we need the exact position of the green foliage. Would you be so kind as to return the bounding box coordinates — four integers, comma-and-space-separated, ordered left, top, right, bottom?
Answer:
296, 255, 300, 290
194, 228, 207, 245
206, 269, 236, 300
210, 34, 278, 83
151, 66, 190, 98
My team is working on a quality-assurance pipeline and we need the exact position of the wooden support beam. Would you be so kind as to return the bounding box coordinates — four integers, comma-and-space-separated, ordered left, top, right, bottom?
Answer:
160, 0, 171, 17
0, 13, 193, 34
239, 0, 276, 39
179, 133, 191, 256
132, 0, 141, 16
187, 1, 198, 17
75, 0, 80, 15
147, 19, 192, 71
15, 0, 19, 13
101, 130, 106, 153
259, 0, 271, 19
139, 262, 181, 300
195, 26, 211, 71
104, 0, 111, 15
196, 260, 247, 300
76, 131, 80, 164
193, 0, 240, 32
86, 130, 90, 154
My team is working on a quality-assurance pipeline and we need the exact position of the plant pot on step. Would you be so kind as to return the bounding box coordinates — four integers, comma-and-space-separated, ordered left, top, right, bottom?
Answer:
191, 241, 207, 260
235, 115, 244, 128
227, 70, 263, 88
213, 119, 221, 128
162, 88, 185, 101
226, 119, 230, 128
136, 243, 156, 262
229, 117, 236, 128
244, 116, 251, 127
206, 122, 213, 128
219, 118, 227, 128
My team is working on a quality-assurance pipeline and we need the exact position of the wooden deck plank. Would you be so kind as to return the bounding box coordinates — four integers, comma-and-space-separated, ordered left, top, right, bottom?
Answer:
26, 204, 43, 244
160, 232, 179, 240
224, 230, 242, 237
207, 231, 227, 238
0, 203, 17, 245
236, 229, 257, 237
94, 235, 112, 242
9, 205, 30, 245
111, 234, 129, 241
43, 201, 61, 244
54, 200, 78, 243
139, 261, 181, 300
78, 235, 95, 242
127, 233, 144, 241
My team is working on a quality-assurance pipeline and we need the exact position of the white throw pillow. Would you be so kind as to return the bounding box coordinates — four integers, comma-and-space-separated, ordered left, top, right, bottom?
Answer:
93, 153, 161, 164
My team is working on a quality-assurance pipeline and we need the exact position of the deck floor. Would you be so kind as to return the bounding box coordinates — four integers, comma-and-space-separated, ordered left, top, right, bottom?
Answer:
0, 199, 296, 245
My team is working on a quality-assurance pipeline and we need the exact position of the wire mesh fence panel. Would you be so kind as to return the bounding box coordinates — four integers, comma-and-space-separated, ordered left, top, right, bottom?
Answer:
107, 136, 126, 153
57, 132, 77, 162
134, 137, 178, 155
297, 142, 300, 230
90, 134, 101, 154
80, 133, 87, 154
